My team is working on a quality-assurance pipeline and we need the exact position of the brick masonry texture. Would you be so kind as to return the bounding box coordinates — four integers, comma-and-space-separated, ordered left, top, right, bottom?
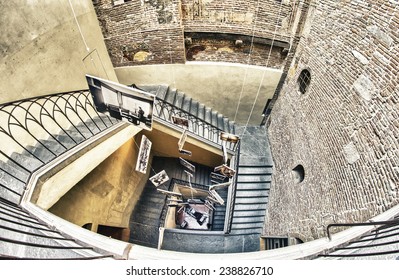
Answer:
93, 0, 296, 67
265, 0, 399, 241
185, 37, 287, 68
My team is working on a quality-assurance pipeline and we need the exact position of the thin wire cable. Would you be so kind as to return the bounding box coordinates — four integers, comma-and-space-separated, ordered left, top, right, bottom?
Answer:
68, 0, 90, 52
233, 0, 261, 123
167, 37, 177, 89
166, 5, 177, 89
68, 0, 110, 79
239, 0, 284, 138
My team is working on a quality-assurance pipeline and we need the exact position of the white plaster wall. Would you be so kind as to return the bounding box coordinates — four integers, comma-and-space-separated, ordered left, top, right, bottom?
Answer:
0, 0, 117, 103
115, 62, 282, 125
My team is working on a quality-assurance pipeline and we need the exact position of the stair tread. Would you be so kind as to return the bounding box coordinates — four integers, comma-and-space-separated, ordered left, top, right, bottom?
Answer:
165, 88, 177, 104
174, 91, 185, 108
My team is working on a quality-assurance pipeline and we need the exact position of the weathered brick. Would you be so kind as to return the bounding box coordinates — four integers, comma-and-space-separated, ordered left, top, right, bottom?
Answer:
266, 0, 399, 240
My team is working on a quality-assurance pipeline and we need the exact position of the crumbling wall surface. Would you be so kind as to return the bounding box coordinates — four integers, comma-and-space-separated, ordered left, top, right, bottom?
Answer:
93, 0, 295, 67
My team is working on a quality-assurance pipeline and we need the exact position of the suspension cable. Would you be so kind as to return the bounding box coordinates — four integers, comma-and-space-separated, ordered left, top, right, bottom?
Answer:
68, 0, 109, 79
239, 0, 284, 138
233, 0, 261, 123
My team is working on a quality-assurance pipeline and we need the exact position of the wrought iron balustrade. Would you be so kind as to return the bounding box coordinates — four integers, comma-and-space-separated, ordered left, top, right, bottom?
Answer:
153, 98, 235, 150
223, 140, 241, 233
0, 90, 119, 204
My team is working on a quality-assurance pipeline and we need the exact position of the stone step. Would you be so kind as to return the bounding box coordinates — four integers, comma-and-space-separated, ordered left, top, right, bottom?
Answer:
236, 182, 271, 191
235, 189, 269, 197
174, 91, 185, 108
0, 170, 26, 195
92, 115, 113, 129
78, 122, 99, 136
189, 100, 199, 117
181, 96, 192, 112
0, 160, 30, 182
134, 201, 163, 215
238, 156, 272, 166
55, 129, 85, 146
0, 210, 49, 229
216, 113, 224, 131
41, 139, 67, 155
238, 165, 273, 174
139, 195, 165, 205
0, 185, 21, 205
0, 202, 33, 220
231, 216, 265, 224
229, 121, 235, 134
232, 210, 266, 217
204, 108, 212, 124
233, 204, 267, 211
197, 104, 205, 120
129, 222, 159, 248
237, 174, 272, 183
212, 225, 224, 231
132, 212, 160, 226
25, 145, 56, 163
165, 87, 177, 105
235, 197, 268, 205
231, 222, 264, 229
9, 152, 42, 172
230, 228, 263, 235
210, 110, 218, 128
155, 85, 169, 100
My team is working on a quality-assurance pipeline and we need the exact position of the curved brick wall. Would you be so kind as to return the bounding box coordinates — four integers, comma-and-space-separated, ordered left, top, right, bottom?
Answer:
181, 0, 293, 41
265, 0, 399, 241
93, 0, 296, 68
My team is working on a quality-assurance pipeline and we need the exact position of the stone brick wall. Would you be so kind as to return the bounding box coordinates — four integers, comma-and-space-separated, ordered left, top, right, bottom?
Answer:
185, 35, 287, 68
181, 0, 293, 42
93, 0, 186, 66
265, 0, 399, 241
93, 0, 296, 67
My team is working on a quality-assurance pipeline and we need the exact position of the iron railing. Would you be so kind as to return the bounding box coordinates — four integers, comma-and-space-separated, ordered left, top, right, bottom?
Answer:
0, 90, 119, 205
223, 140, 241, 233
318, 216, 399, 258
152, 97, 235, 151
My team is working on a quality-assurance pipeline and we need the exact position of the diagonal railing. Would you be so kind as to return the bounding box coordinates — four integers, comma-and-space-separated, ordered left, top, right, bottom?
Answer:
223, 140, 241, 233
318, 216, 399, 258
150, 95, 236, 151
0, 90, 119, 205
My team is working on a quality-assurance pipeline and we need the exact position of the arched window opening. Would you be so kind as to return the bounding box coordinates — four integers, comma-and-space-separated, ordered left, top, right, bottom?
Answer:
292, 164, 305, 183
297, 69, 311, 94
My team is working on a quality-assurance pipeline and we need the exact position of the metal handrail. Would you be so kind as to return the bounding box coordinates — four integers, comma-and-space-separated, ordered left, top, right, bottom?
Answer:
326, 219, 399, 240
0, 90, 119, 204
152, 96, 235, 151
224, 140, 241, 233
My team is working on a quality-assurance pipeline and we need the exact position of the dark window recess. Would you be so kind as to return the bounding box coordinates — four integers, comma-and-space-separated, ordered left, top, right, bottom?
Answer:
264, 237, 289, 250
82, 223, 93, 230
292, 164, 305, 183
113, 0, 131, 5
298, 69, 311, 94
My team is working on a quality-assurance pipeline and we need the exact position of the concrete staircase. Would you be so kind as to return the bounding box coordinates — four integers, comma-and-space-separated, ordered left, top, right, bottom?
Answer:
0, 197, 112, 259
0, 116, 116, 205
230, 126, 273, 236
230, 164, 272, 234
128, 157, 227, 247
317, 216, 399, 260
134, 85, 236, 143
